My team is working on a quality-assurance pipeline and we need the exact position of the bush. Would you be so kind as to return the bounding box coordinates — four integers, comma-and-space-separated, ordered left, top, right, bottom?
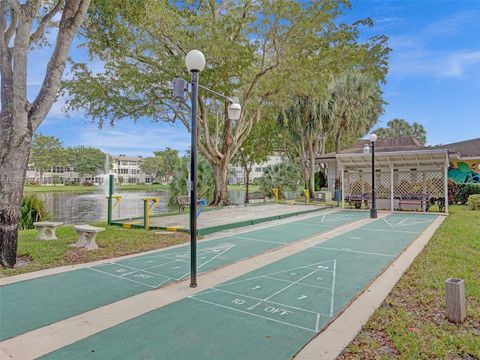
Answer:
19, 194, 49, 230
259, 162, 301, 198
453, 183, 480, 204
467, 194, 480, 210
167, 156, 214, 211
447, 180, 457, 205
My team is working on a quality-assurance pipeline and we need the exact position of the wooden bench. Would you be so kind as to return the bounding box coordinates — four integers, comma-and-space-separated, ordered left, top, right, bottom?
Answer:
72, 225, 105, 250
33, 221, 64, 240
247, 191, 267, 203
399, 193, 429, 212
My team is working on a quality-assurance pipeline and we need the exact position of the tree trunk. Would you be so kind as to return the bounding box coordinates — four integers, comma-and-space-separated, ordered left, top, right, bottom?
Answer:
244, 167, 250, 204
0, 112, 32, 268
308, 141, 316, 198
212, 160, 229, 206
335, 131, 342, 154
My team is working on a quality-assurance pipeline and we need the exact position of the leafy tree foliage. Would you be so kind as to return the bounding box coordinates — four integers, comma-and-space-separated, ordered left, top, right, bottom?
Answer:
66, 146, 107, 177
63, 0, 390, 205
231, 117, 281, 202
375, 118, 427, 145
29, 134, 66, 182
167, 156, 214, 211
258, 162, 301, 199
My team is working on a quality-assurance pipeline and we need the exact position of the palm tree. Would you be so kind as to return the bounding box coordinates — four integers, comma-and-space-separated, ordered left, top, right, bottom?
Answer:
410, 122, 427, 145
375, 118, 427, 144
280, 96, 329, 197
327, 71, 384, 154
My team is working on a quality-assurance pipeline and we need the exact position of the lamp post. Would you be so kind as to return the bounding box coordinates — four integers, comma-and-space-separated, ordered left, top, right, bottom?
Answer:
183, 50, 241, 287
369, 133, 378, 218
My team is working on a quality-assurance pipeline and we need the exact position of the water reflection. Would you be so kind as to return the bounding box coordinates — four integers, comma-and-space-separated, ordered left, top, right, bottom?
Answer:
36, 191, 169, 224
36, 189, 247, 224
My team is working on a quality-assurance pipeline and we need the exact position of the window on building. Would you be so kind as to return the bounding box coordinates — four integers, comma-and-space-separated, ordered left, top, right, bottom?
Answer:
255, 167, 262, 172
120, 168, 128, 174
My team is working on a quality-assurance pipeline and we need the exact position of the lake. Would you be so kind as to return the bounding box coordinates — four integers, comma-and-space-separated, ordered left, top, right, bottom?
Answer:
34, 189, 248, 224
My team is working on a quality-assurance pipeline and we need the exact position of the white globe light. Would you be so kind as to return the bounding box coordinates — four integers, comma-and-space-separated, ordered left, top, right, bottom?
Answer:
227, 102, 241, 120
185, 50, 206, 72
369, 133, 378, 142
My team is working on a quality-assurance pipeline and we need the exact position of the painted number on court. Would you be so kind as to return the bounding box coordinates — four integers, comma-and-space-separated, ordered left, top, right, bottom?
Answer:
231, 298, 246, 305
134, 273, 152, 279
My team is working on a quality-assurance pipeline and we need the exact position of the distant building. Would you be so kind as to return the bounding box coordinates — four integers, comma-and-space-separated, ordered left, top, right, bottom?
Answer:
25, 154, 153, 186
110, 155, 151, 184
228, 154, 284, 185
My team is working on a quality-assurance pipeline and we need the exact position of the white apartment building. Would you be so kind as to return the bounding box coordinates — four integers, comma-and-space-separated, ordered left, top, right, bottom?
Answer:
110, 155, 151, 184
25, 154, 152, 185
228, 154, 283, 184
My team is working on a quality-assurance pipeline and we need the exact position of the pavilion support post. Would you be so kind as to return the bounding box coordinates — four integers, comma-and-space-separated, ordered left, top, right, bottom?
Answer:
444, 162, 449, 214
390, 165, 394, 211
341, 165, 345, 209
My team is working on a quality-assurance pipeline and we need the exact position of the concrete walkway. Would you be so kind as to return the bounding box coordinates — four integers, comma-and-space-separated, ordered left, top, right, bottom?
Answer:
127, 203, 323, 229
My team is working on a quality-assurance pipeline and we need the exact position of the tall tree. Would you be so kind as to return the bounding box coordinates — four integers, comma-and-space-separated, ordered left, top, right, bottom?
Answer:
153, 148, 181, 183
279, 96, 328, 197
327, 70, 384, 154
66, 146, 107, 177
376, 118, 427, 144
140, 157, 161, 183
0, 0, 91, 267
29, 134, 65, 183
232, 117, 280, 202
63, 0, 389, 206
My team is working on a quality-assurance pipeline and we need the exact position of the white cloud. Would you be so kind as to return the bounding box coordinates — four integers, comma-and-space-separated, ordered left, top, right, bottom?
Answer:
78, 126, 190, 156
387, 11, 480, 79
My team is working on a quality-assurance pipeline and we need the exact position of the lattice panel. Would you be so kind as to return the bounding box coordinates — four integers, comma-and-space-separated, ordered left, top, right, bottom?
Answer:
394, 170, 444, 198
344, 171, 391, 198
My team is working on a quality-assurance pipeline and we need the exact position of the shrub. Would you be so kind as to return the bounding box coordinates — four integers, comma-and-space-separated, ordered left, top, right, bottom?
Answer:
453, 183, 480, 204
447, 180, 457, 205
259, 162, 301, 198
467, 194, 480, 210
19, 194, 49, 230
167, 156, 214, 211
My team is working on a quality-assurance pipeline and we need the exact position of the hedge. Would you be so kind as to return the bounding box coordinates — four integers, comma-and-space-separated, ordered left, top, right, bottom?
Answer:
453, 184, 480, 204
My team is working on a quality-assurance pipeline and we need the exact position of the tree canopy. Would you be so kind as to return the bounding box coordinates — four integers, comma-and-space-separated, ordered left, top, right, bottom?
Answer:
63, 0, 390, 204
375, 118, 427, 145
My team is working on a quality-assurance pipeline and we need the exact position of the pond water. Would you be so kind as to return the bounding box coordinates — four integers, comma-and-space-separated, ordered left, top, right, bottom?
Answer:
35, 189, 247, 224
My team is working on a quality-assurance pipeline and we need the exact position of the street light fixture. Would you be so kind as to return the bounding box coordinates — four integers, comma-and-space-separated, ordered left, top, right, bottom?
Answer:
176, 49, 241, 287
369, 133, 378, 218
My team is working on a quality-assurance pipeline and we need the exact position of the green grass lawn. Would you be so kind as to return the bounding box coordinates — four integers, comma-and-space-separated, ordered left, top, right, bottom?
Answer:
23, 184, 169, 193
0, 224, 188, 277
339, 205, 480, 360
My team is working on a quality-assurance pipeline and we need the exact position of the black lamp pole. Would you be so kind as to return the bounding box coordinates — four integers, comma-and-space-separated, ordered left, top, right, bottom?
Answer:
370, 140, 377, 218
189, 70, 198, 287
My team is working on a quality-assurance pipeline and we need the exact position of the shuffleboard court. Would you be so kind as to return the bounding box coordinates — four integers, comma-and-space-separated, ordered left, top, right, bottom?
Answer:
41, 213, 437, 360
0, 210, 366, 341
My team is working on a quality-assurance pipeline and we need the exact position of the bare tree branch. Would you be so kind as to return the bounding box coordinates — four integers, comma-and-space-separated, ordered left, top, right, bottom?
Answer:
29, 0, 64, 44
29, 0, 91, 129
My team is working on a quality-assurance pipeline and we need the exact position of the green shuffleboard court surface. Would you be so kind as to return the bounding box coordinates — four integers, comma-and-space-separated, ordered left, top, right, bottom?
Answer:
42, 213, 437, 360
0, 210, 367, 341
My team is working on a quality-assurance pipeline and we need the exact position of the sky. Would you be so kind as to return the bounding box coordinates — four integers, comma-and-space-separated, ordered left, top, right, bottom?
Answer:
32, 0, 480, 157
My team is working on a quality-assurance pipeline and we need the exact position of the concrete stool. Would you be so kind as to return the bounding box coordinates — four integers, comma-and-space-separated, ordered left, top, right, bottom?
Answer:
33, 221, 64, 240
72, 225, 105, 250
